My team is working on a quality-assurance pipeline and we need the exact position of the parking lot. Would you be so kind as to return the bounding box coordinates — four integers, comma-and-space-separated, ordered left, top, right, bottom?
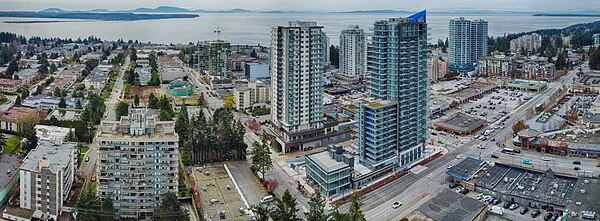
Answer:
193, 164, 249, 221
459, 88, 530, 124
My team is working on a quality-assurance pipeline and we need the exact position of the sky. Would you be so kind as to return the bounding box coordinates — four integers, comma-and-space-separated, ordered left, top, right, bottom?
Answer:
0, 0, 599, 12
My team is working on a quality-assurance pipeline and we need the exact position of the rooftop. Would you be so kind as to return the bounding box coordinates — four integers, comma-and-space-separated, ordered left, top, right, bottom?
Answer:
306, 151, 349, 173
476, 163, 577, 207
416, 189, 486, 221
566, 178, 600, 221
361, 98, 395, 109
0, 78, 21, 87
434, 113, 486, 133
446, 157, 487, 181
0, 106, 38, 123
21, 141, 76, 173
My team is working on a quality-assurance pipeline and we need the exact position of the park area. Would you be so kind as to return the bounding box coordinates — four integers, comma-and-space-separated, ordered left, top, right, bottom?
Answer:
2, 136, 22, 155
192, 164, 249, 221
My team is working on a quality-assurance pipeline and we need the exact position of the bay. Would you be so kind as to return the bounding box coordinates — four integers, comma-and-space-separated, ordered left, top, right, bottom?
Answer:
0, 12, 598, 46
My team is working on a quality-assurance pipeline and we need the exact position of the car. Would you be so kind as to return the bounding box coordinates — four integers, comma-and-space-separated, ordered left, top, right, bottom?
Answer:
456, 155, 462, 159
522, 160, 533, 165
491, 154, 499, 159
503, 202, 512, 209
476, 194, 483, 200
482, 195, 491, 201
477, 144, 485, 149
531, 209, 542, 218
447, 164, 454, 169
520, 207, 529, 215
573, 161, 581, 165
268, 205, 278, 213
449, 183, 459, 189
544, 212, 553, 220
91, 176, 96, 182
542, 157, 551, 161
260, 195, 274, 204
85, 156, 90, 162
490, 137, 496, 142
574, 167, 581, 171
509, 203, 519, 210
392, 201, 402, 209
492, 199, 501, 205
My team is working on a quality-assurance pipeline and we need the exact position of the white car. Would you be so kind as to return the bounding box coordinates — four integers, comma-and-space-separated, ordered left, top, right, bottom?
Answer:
542, 157, 551, 161
456, 155, 462, 159
392, 201, 402, 209
447, 164, 454, 169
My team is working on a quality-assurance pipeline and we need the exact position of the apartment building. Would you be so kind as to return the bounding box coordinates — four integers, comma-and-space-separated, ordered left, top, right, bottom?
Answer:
19, 141, 77, 220
233, 81, 271, 111
510, 33, 542, 52
339, 25, 367, 80
449, 17, 488, 72
199, 40, 231, 79
96, 108, 179, 220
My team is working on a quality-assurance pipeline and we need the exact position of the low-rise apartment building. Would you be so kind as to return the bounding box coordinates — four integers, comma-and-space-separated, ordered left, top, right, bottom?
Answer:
233, 81, 270, 111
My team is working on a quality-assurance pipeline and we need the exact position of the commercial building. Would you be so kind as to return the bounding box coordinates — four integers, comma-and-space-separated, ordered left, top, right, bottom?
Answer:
200, 40, 231, 78
244, 63, 270, 82
593, 33, 600, 47
339, 25, 367, 80
269, 21, 328, 153
412, 189, 487, 221
433, 113, 487, 135
233, 81, 270, 111
305, 145, 353, 197
357, 11, 429, 169
96, 108, 179, 220
19, 141, 77, 220
478, 55, 516, 79
449, 17, 488, 72
34, 125, 75, 145
475, 163, 577, 210
510, 33, 542, 52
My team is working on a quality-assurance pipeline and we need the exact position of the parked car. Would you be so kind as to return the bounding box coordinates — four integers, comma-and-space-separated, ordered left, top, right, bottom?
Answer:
491, 154, 499, 159
509, 203, 519, 210
447, 164, 454, 169
573, 161, 581, 165
522, 160, 533, 165
520, 207, 529, 214
542, 157, 551, 161
492, 199, 501, 205
260, 195, 274, 204
574, 167, 581, 171
85, 156, 90, 162
449, 183, 459, 189
544, 212, 553, 220
531, 209, 541, 218
392, 201, 402, 209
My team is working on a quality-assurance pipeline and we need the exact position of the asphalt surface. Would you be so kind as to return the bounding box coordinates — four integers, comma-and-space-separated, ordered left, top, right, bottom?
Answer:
348, 64, 583, 221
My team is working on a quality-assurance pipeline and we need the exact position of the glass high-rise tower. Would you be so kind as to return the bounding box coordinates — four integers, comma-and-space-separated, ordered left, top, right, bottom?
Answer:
357, 10, 429, 170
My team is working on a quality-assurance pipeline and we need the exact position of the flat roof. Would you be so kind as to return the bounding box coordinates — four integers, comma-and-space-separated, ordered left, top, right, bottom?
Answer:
476, 164, 577, 207
434, 113, 486, 133
446, 157, 486, 181
21, 141, 76, 173
416, 189, 486, 221
306, 151, 348, 173
566, 178, 600, 221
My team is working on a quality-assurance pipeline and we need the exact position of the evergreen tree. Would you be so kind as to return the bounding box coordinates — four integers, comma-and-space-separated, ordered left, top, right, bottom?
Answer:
198, 93, 205, 107
75, 185, 101, 221
115, 101, 129, 120
14, 95, 21, 105
153, 192, 190, 221
148, 93, 159, 109
21, 88, 29, 99
251, 204, 270, 221
175, 104, 189, 144
306, 191, 328, 221
58, 97, 66, 108
328, 202, 349, 221
348, 193, 366, 221
134, 94, 140, 107
251, 132, 273, 180
272, 190, 300, 221
100, 196, 116, 220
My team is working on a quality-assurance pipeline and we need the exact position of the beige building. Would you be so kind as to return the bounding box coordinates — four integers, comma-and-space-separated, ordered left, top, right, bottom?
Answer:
96, 108, 179, 220
233, 81, 270, 111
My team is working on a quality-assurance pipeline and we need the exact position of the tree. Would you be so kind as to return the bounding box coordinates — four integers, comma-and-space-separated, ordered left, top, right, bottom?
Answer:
75, 185, 101, 221
75, 99, 82, 109
198, 93, 205, 107
100, 196, 116, 220
134, 94, 140, 107
306, 191, 327, 221
148, 93, 159, 109
267, 179, 278, 194
175, 104, 189, 145
115, 101, 129, 120
272, 190, 300, 221
347, 193, 366, 221
328, 202, 349, 221
512, 120, 527, 134
223, 95, 234, 109
21, 87, 29, 99
58, 97, 66, 108
14, 95, 21, 105
16, 111, 40, 152
251, 132, 273, 180
54, 87, 62, 97
251, 204, 270, 221
153, 192, 190, 221
158, 95, 174, 120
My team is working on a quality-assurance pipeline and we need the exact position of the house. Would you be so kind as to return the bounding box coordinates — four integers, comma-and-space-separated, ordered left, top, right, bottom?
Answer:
21, 95, 89, 110
0, 78, 22, 93
0, 106, 39, 132
13, 68, 39, 86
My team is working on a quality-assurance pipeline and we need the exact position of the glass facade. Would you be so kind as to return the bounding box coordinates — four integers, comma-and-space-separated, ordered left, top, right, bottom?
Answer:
305, 154, 351, 197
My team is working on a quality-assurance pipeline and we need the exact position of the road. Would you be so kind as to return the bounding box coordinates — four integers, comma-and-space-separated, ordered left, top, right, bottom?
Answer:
78, 57, 129, 179
354, 64, 582, 221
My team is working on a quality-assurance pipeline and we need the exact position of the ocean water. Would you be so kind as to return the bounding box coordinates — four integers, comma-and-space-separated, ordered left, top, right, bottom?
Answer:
0, 13, 598, 46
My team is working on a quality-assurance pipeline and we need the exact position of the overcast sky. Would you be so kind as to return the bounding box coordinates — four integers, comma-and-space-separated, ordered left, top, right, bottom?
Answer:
0, 0, 599, 12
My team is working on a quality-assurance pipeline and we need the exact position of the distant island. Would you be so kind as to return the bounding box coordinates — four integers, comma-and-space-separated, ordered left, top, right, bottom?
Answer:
532, 13, 600, 17
0, 11, 199, 21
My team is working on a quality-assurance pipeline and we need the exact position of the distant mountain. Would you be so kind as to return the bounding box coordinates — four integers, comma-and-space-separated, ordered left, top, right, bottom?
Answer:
39, 8, 66, 13
194, 8, 252, 13
533, 13, 600, 17
87, 9, 110, 13
129, 6, 193, 13
337, 9, 412, 14
429, 10, 532, 14
0, 11, 199, 21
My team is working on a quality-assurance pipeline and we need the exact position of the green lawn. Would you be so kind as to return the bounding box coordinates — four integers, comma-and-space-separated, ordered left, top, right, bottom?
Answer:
0, 98, 8, 105
3, 136, 21, 154
80, 146, 90, 154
